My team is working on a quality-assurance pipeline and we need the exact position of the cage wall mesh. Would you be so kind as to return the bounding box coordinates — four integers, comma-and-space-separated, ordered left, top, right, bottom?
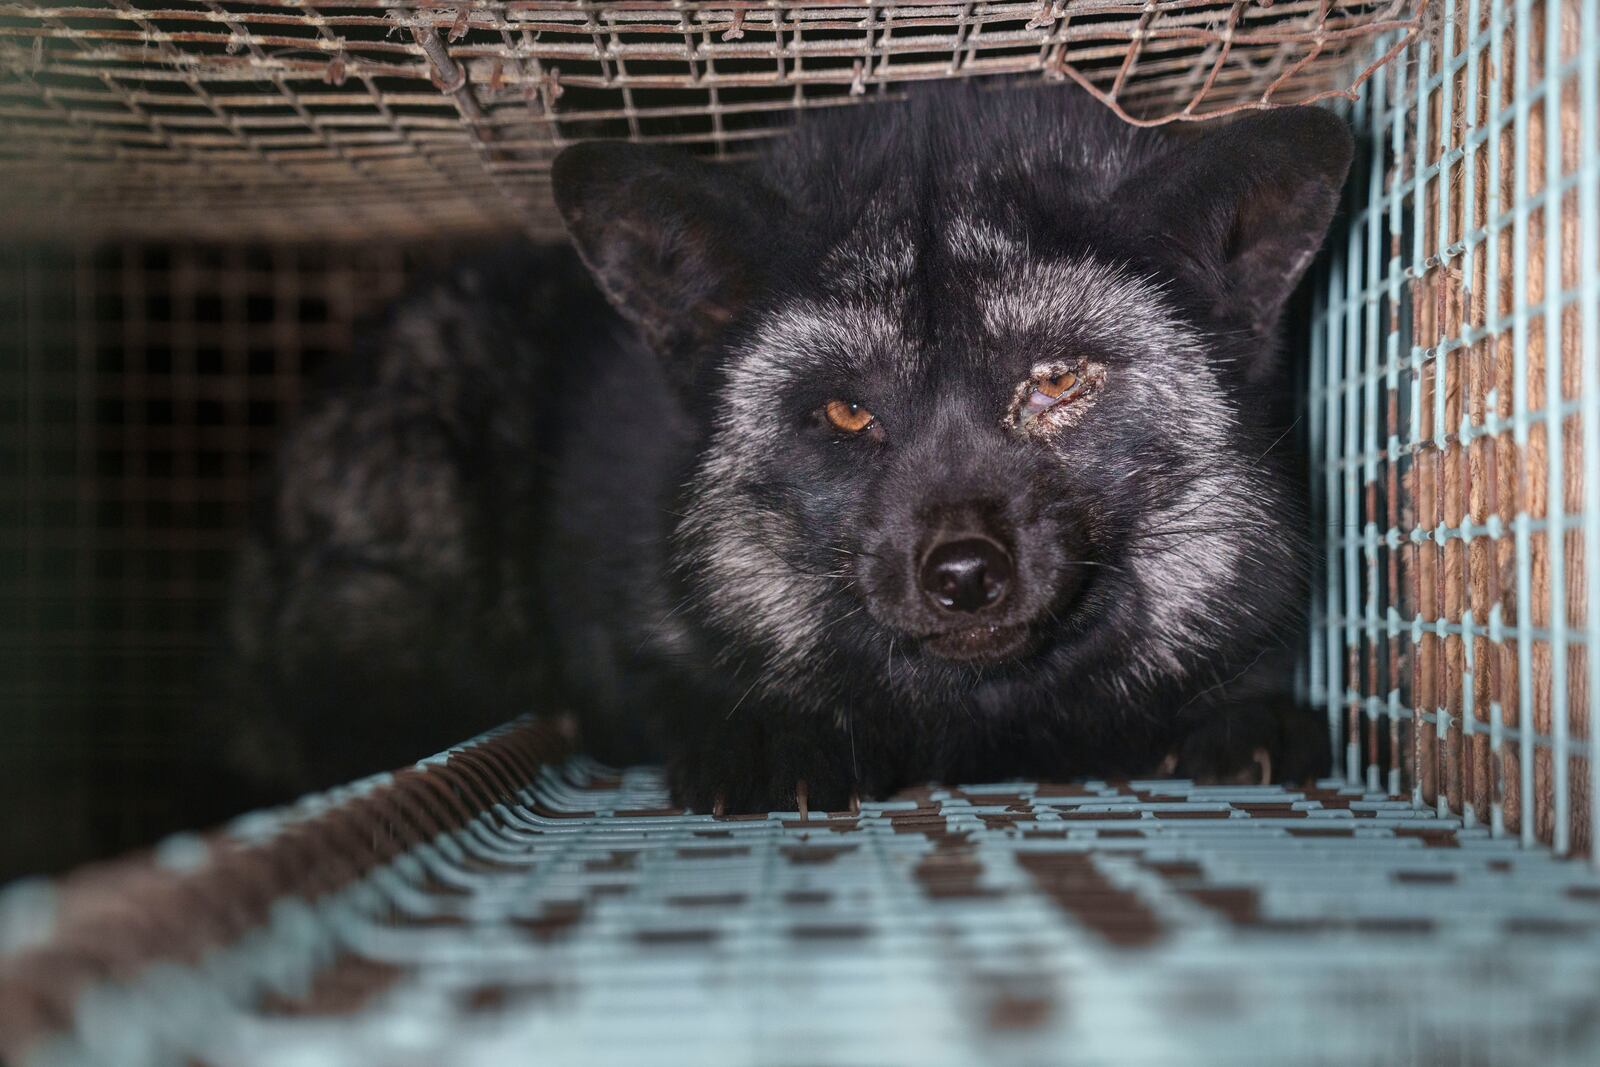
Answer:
0, 240, 431, 877
1305, 0, 1600, 859
0, 1, 1423, 242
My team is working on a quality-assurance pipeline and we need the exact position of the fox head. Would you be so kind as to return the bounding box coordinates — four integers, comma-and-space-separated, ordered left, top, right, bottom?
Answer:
552, 88, 1352, 717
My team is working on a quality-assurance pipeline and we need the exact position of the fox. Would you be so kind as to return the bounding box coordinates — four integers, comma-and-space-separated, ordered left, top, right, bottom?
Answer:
224, 85, 1352, 814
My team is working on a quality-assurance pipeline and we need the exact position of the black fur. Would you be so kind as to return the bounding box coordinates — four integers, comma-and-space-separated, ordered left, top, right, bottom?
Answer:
227, 86, 1352, 811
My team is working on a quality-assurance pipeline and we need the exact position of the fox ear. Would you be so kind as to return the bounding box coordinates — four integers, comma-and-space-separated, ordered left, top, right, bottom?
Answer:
1129, 108, 1353, 345
552, 143, 781, 368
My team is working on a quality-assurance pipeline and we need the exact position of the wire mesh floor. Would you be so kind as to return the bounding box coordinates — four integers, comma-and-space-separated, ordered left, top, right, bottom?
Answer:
3, 718, 1600, 1067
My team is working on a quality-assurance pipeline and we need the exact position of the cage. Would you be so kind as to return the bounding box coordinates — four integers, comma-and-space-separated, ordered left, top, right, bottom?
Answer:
1305, 0, 1599, 859
3, 0, 1600, 1064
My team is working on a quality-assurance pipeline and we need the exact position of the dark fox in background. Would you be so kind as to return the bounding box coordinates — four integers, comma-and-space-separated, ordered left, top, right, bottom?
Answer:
225, 86, 1352, 813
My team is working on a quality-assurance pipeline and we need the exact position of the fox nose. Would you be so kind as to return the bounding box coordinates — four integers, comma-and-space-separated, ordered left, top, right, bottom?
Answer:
920, 537, 1012, 613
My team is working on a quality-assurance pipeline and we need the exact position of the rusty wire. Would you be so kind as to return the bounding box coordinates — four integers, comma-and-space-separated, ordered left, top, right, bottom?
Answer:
0, 1, 1425, 241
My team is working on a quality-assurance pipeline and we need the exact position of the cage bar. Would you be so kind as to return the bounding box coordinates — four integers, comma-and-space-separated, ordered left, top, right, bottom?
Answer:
1541, 0, 1567, 854
1583, 0, 1600, 871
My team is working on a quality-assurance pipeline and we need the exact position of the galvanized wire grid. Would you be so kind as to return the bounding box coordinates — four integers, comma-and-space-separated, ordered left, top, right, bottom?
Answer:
0, 1, 1424, 242
0, 241, 426, 877
2, 716, 1599, 1067
1305, 0, 1600, 860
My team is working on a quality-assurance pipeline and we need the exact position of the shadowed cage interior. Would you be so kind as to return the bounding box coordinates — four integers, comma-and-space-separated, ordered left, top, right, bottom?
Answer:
0, 242, 427, 874
1, 2, 1598, 867
0, 0, 1430, 875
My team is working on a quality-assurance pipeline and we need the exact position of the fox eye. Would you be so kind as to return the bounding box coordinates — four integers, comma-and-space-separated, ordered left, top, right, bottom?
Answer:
1020, 370, 1083, 423
822, 399, 876, 434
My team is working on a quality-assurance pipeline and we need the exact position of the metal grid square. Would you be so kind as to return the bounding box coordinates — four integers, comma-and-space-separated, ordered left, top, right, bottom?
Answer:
1306, 0, 1600, 858
0, 1, 1425, 242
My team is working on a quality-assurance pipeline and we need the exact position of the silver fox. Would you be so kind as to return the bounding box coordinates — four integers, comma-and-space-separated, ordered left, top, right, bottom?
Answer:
227, 86, 1352, 813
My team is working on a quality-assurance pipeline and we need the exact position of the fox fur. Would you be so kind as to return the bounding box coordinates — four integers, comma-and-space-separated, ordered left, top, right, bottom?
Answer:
226, 85, 1352, 812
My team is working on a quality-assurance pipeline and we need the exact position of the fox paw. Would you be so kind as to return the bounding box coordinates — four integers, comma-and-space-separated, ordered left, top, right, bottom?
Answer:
1170, 702, 1329, 787
668, 738, 858, 817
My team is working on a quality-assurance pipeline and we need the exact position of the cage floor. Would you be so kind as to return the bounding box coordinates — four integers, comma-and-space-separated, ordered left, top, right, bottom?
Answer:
4, 720, 1600, 1067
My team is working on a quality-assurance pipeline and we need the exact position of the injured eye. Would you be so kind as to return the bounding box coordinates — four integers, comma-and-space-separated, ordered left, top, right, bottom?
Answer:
1020, 370, 1084, 422
822, 399, 877, 435
1008, 362, 1102, 434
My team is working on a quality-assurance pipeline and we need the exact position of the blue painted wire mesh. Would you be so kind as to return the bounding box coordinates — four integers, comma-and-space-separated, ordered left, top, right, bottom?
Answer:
3, 718, 1600, 1067
1305, 0, 1600, 860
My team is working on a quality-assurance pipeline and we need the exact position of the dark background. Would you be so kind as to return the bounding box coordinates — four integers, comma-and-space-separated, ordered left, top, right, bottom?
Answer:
0, 240, 440, 880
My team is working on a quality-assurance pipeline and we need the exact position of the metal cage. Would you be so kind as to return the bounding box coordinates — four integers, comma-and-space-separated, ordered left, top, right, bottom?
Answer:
5, 2, 1600, 1065
1, 1, 1421, 241
1306, 0, 1600, 858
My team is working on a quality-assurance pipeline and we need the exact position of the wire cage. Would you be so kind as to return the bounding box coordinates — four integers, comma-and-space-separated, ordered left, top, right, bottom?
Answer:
1, 240, 430, 874
0, 1, 1419, 241
1305, 0, 1600, 859
5, 0, 1600, 1064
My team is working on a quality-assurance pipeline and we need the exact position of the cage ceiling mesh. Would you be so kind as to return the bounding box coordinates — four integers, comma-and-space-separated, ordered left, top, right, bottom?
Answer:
0, 0, 1423, 241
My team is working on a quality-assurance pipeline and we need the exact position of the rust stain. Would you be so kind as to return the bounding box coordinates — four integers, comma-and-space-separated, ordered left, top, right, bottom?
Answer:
783, 890, 831, 906
1140, 859, 1204, 880
779, 844, 859, 865
781, 818, 862, 833
665, 893, 747, 908
914, 849, 997, 900
1391, 828, 1461, 848
1182, 887, 1263, 925
634, 929, 720, 947
1503, 917, 1594, 937
788, 924, 871, 941
986, 994, 1056, 1031
1017, 853, 1164, 948
255, 954, 405, 1017
1051, 810, 1142, 821
583, 850, 639, 872
674, 846, 751, 860
512, 900, 585, 941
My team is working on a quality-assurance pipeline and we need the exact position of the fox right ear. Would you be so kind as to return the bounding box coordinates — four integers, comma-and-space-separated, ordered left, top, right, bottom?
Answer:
1125, 107, 1353, 349
552, 143, 782, 370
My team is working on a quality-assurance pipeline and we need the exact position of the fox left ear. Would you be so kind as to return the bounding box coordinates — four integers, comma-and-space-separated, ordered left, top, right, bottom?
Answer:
1129, 108, 1353, 346
552, 142, 783, 376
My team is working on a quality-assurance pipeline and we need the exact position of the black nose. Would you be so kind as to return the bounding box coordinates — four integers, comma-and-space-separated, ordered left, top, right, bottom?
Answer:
920, 537, 1013, 613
